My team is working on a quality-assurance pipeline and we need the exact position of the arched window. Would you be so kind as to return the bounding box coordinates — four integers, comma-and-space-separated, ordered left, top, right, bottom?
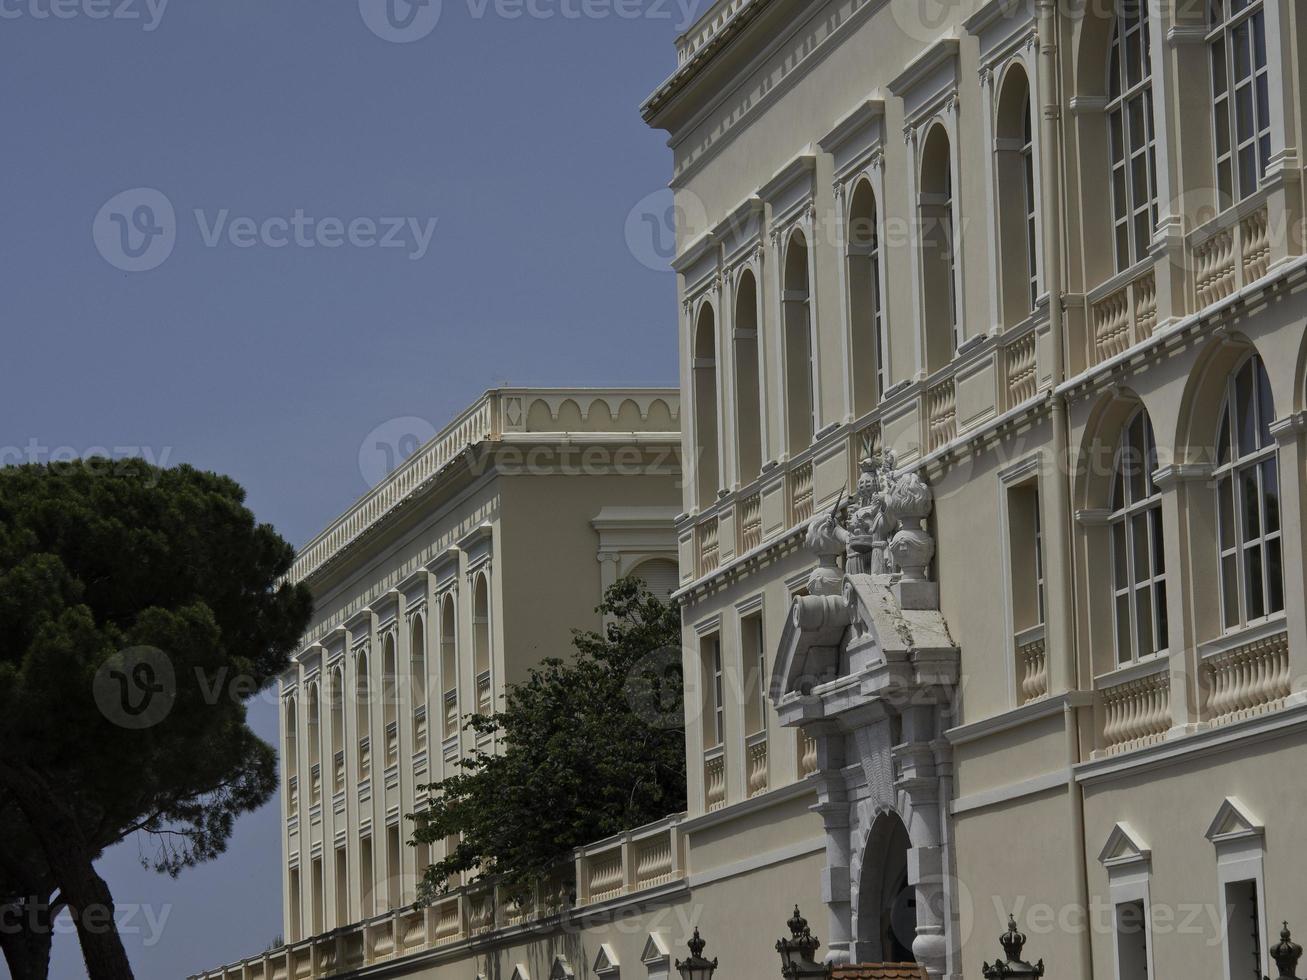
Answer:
1109, 409, 1168, 664
473, 575, 491, 716
733, 270, 763, 482
329, 665, 344, 792
629, 557, 679, 602
919, 124, 958, 371
440, 593, 458, 740
382, 634, 398, 765
847, 179, 885, 412
1106, 0, 1158, 272
996, 65, 1039, 323
410, 614, 427, 753
284, 696, 299, 812
1208, 0, 1270, 203
1215, 355, 1282, 629
355, 651, 371, 776
692, 304, 721, 504
783, 231, 815, 451
306, 683, 321, 805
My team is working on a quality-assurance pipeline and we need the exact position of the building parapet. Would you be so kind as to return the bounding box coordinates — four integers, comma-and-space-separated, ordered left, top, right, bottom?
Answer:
188, 813, 688, 980
289, 388, 679, 586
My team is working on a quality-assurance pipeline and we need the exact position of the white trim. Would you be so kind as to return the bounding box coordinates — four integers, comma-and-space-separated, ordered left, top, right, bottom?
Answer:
1076, 700, 1307, 785
946, 692, 1092, 745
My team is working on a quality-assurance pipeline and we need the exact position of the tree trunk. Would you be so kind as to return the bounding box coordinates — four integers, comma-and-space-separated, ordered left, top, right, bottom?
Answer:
0, 764, 135, 980
0, 897, 54, 980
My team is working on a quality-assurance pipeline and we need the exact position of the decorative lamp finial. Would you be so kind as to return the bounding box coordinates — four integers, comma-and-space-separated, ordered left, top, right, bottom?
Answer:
1270, 922, 1304, 979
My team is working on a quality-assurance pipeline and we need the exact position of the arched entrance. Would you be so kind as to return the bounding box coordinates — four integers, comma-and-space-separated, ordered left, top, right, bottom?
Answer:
855, 811, 917, 965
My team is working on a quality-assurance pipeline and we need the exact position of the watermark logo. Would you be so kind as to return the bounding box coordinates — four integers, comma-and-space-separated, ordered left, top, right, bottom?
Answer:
0, 0, 169, 30
623, 645, 685, 730
93, 188, 176, 273
93, 646, 176, 729
92, 190, 439, 272
624, 188, 706, 272
359, 0, 442, 42
359, 416, 438, 488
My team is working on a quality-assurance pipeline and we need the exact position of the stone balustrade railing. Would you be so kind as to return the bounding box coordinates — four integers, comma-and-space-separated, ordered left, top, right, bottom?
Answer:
1003, 328, 1039, 410
189, 817, 689, 979
413, 704, 427, 754
332, 750, 345, 793
737, 491, 762, 554
926, 377, 957, 452
475, 670, 492, 715
703, 747, 727, 811
697, 514, 720, 578
574, 814, 686, 906
1190, 202, 1272, 309
1098, 666, 1171, 756
799, 731, 819, 776
384, 721, 399, 765
443, 689, 458, 737
1089, 267, 1157, 365
309, 764, 322, 806
357, 736, 370, 779
1203, 629, 1291, 726
746, 731, 769, 798
674, 0, 753, 65
1016, 626, 1048, 704
287, 775, 299, 815
789, 461, 814, 527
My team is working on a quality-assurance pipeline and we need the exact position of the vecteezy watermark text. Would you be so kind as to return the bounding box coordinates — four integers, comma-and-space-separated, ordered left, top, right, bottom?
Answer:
359, 0, 704, 43
94, 188, 439, 272
0, 0, 168, 30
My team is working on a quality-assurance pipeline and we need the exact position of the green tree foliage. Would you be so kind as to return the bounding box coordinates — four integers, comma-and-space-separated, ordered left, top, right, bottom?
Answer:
411, 577, 685, 901
0, 460, 313, 980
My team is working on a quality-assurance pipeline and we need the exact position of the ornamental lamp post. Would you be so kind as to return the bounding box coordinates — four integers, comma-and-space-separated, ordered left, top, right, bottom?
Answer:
775, 906, 827, 980
1267, 922, 1304, 980
676, 928, 718, 980
981, 915, 1045, 979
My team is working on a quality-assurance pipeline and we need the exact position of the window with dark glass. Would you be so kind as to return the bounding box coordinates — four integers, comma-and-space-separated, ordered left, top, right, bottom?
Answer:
1109, 409, 1168, 663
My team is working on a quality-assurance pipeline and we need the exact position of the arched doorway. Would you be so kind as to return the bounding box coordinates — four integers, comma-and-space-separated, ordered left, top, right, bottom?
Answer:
856, 811, 917, 965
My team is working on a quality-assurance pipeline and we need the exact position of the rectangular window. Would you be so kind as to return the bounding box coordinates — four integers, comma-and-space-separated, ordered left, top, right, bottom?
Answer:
1007, 480, 1045, 632
386, 824, 402, 911
310, 857, 324, 937
741, 613, 766, 737
334, 846, 349, 928
287, 867, 302, 943
359, 836, 374, 919
702, 634, 725, 748
1224, 879, 1263, 980
1115, 899, 1150, 980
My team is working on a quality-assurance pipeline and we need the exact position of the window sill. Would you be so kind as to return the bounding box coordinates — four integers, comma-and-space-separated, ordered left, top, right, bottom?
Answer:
1202, 614, 1288, 660
1093, 651, 1170, 689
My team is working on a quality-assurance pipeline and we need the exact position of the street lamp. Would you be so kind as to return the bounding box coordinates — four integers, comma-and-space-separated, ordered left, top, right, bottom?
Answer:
676, 928, 718, 980
775, 906, 825, 980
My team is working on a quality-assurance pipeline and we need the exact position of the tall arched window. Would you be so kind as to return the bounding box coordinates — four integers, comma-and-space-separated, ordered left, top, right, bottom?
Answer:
1106, 0, 1158, 272
996, 65, 1039, 323
410, 614, 427, 754
1208, 0, 1270, 203
847, 179, 885, 413
1215, 355, 1283, 629
782, 231, 815, 451
440, 593, 458, 740
382, 634, 398, 765
355, 651, 371, 777
733, 270, 763, 483
473, 574, 491, 716
692, 304, 721, 505
306, 683, 321, 805
1109, 409, 1168, 664
919, 124, 958, 371
284, 696, 299, 812
329, 665, 344, 792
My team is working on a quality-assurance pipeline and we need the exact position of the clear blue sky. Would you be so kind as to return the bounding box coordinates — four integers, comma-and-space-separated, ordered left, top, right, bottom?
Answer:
0, 2, 686, 976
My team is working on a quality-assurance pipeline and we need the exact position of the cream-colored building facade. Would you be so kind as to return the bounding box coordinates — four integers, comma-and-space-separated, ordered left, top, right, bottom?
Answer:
647, 0, 1307, 978
191, 0, 1307, 978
